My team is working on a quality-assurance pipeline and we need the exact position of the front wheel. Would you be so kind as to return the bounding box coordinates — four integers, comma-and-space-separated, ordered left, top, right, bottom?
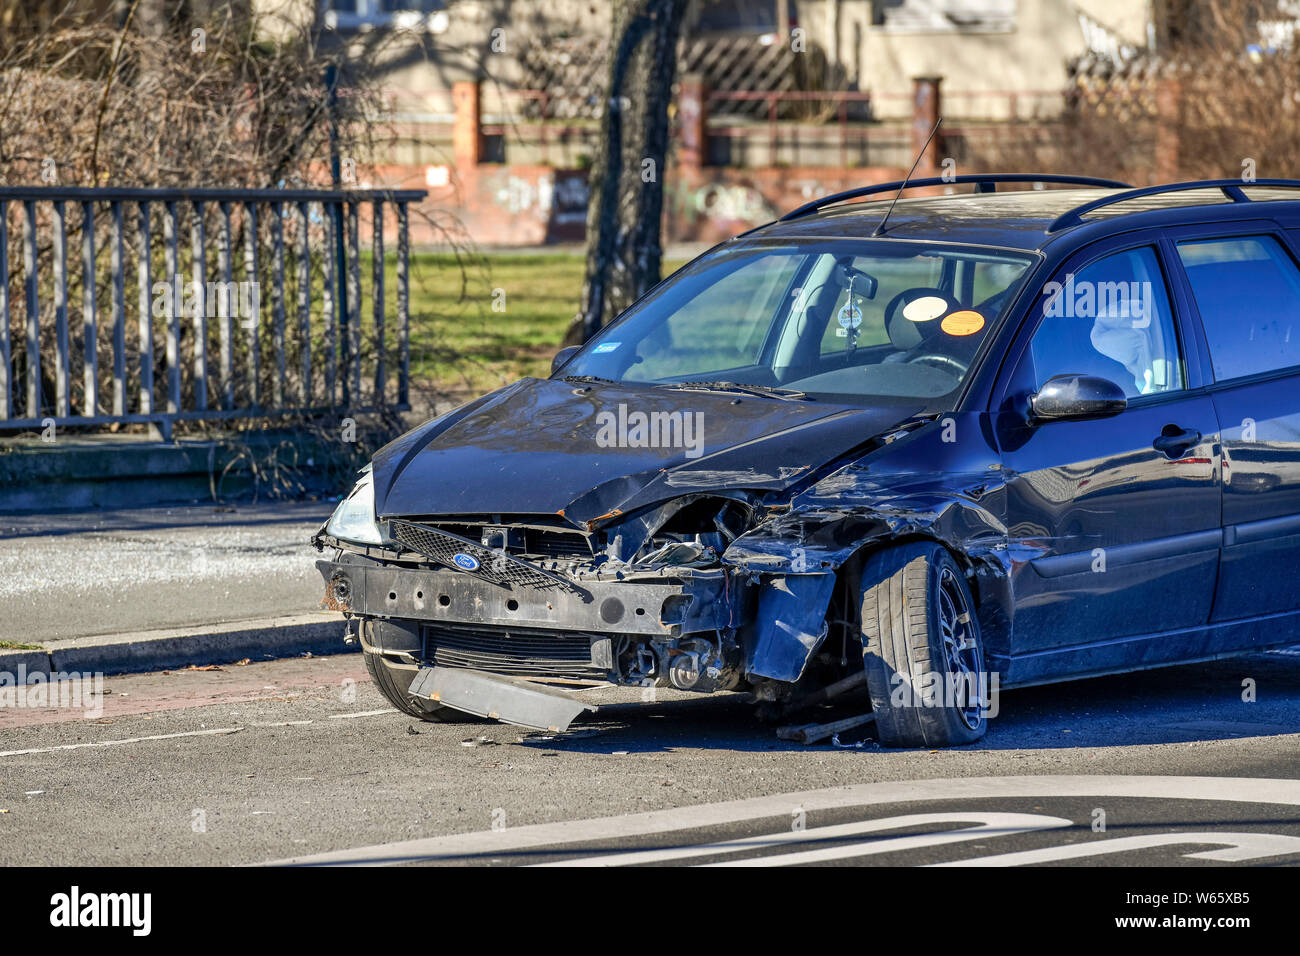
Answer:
859, 541, 988, 747
362, 650, 486, 723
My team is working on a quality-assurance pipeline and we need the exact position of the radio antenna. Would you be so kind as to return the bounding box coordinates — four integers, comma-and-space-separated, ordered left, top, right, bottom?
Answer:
872, 117, 942, 238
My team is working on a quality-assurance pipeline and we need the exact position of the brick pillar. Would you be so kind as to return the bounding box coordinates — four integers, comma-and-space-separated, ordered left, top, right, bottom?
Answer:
678, 73, 708, 170
1154, 76, 1182, 184
912, 76, 943, 175
453, 80, 483, 168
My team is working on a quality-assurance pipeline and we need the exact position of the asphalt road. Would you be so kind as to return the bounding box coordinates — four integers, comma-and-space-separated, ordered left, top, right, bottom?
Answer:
2, 647, 1298, 866
0, 502, 329, 644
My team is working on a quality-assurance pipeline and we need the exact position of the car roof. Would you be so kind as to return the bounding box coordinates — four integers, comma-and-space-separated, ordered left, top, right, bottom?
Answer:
744, 183, 1300, 253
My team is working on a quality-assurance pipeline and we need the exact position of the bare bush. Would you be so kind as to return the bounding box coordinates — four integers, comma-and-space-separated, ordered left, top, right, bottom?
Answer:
0, 1, 484, 442
990, 0, 1300, 183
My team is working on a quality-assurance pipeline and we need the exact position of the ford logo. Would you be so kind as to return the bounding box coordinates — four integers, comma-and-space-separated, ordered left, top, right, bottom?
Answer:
451, 552, 481, 572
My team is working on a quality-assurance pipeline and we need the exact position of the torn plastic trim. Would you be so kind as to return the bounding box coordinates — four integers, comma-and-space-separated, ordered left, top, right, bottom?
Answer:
744, 572, 837, 682
409, 666, 596, 732
311, 525, 404, 560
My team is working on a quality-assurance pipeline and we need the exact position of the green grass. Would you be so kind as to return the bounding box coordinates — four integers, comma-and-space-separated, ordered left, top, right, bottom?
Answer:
0, 640, 42, 650
400, 253, 685, 400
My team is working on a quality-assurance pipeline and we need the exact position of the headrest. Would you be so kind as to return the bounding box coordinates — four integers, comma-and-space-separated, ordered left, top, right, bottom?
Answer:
884, 287, 959, 351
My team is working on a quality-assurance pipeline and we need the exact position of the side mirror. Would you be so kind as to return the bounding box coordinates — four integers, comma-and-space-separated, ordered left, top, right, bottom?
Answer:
1029, 374, 1127, 423
551, 345, 580, 375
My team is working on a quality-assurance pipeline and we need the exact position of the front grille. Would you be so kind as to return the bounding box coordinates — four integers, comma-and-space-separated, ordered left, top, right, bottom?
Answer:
523, 528, 592, 559
390, 520, 585, 596
423, 622, 604, 682
414, 519, 593, 560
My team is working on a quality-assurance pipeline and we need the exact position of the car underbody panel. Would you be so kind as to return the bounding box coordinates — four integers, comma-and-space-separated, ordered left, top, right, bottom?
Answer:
408, 666, 597, 732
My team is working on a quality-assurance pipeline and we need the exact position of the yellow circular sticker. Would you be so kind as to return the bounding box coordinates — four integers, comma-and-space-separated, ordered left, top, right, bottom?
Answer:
940, 310, 985, 336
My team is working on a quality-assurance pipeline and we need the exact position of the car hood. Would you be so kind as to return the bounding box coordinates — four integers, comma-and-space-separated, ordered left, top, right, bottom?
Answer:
372, 377, 924, 527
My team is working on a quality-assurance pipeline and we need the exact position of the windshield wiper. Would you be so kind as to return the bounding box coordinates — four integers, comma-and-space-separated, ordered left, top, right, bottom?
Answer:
655, 380, 811, 401
562, 375, 621, 385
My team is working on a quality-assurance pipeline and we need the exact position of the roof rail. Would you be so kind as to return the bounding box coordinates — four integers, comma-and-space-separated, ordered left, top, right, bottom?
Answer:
1047, 178, 1300, 232
778, 174, 1131, 223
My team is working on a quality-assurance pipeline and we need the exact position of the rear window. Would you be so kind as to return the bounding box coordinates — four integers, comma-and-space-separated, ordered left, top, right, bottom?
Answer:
1176, 235, 1300, 381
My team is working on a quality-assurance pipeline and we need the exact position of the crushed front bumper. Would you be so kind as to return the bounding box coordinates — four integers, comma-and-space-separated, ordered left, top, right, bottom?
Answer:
317, 553, 738, 638
317, 551, 838, 691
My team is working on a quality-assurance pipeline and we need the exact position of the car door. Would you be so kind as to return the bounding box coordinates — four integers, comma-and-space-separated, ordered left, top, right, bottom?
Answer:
1165, 225, 1300, 628
991, 238, 1222, 684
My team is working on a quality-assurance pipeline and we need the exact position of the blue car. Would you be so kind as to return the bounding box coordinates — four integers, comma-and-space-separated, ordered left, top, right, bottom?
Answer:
315, 174, 1300, 747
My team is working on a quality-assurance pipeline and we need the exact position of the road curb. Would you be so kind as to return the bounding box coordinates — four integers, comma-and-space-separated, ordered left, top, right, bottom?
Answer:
0, 647, 51, 681
1, 614, 355, 683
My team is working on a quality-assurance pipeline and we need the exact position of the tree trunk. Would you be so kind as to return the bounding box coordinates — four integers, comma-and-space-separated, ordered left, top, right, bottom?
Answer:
565, 0, 688, 346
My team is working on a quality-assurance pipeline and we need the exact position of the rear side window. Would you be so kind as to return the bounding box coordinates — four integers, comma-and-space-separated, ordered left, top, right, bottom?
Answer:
1176, 235, 1300, 381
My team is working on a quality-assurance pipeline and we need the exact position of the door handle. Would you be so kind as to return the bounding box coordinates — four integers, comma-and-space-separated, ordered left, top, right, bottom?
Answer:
1153, 425, 1201, 459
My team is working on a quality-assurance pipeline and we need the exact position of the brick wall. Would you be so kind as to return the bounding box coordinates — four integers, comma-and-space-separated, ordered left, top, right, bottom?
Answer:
366, 160, 909, 248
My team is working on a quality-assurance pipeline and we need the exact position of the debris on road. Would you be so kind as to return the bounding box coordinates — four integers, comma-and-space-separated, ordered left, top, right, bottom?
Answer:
777, 712, 876, 746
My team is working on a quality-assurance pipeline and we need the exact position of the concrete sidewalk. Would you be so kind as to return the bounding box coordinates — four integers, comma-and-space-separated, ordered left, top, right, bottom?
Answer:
0, 501, 337, 662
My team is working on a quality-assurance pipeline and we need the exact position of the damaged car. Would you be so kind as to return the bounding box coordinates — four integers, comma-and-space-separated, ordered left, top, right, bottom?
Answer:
314, 174, 1300, 747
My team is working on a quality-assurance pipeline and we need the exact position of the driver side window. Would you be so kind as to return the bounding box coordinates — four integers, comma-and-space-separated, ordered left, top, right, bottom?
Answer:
1027, 246, 1185, 399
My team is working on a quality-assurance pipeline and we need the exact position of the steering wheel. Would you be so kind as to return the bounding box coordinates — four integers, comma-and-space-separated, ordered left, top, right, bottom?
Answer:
907, 352, 969, 377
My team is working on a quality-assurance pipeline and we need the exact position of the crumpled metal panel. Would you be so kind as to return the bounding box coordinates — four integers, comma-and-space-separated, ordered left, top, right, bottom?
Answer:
723, 454, 1020, 674
724, 465, 1009, 568
371, 376, 918, 526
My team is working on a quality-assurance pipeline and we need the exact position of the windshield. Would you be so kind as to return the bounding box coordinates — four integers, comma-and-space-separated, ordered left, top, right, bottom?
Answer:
561, 240, 1036, 408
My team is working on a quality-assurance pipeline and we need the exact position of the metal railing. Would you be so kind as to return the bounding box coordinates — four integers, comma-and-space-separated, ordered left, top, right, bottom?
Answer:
0, 186, 425, 438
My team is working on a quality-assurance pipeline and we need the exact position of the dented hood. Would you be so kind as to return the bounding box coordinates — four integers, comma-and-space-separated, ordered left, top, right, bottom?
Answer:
372, 377, 922, 526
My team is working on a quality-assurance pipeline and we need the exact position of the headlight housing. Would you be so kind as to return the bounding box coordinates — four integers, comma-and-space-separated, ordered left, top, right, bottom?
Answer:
325, 468, 385, 546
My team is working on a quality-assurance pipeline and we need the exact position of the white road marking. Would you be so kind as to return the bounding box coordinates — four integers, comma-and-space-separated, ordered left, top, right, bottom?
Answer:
327, 709, 397, 720
0, 726, 244, 758
2, 710, 395, 759
706, 813, 1073, 867
263, 774, 1300, 866
539, 812, 1071, 867
933, 831, 1300, 866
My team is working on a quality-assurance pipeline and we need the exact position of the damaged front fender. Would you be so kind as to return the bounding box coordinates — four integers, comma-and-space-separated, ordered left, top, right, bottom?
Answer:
725, 468, 1010, 574
724, 467, 1018, 678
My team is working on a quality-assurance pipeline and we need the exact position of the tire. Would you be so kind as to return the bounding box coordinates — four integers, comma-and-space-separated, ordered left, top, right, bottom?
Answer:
363, 650, 486, 723
859, 541, 988, 748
